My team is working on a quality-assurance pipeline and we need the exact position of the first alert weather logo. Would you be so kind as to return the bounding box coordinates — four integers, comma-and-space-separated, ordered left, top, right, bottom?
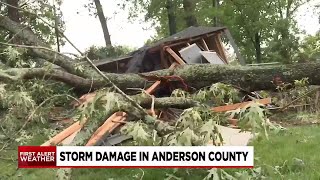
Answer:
18, 146, 254, 168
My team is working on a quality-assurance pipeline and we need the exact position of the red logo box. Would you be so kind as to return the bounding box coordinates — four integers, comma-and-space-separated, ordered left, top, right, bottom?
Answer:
18, 146, 57, 168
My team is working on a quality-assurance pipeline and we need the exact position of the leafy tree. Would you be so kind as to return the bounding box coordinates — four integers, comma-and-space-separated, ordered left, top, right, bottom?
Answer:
263, 0, 311, 64
83, 45, 134, 61
0, 0, 65, 67
296, 31, 320, 62
122, 0, 315, 64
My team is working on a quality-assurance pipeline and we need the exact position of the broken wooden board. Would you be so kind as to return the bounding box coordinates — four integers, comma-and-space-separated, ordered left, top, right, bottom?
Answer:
212, 98, 272, 113
200, 51, 226, 65
41, 120, 85, 146
86, 113, 127, 146
60, 129, 81, 145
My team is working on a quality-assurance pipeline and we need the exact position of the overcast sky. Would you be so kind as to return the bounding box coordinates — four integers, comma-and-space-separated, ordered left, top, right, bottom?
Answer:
60, 0, 320, 54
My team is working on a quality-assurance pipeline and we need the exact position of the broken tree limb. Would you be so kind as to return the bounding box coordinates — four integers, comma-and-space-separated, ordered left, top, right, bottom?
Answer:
0, 15, 92, 78
43, 94, 199, 146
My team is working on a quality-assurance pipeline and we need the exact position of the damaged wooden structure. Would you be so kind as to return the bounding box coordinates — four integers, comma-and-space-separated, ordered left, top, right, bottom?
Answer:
91, 26, 245, 74
42, 26, 258, 147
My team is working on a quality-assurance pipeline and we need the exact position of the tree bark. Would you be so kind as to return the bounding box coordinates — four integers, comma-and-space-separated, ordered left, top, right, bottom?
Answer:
166, 0, 177, 35
182, 0, 198, 27
7, 0, 20, 23
212, 0, 219, 26
93, 0, 112, 47
254, 32, 262, 63
2, 62, 320, 92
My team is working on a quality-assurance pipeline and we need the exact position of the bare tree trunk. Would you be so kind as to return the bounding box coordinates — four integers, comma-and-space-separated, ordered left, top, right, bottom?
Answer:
182, 0, 198, 27
0, 15, 92, 78
254, 32, 262, 63
212, 0, 219, 26
7, 0, 19, 22
93, 0, 112, 47
166, 0, 177, 35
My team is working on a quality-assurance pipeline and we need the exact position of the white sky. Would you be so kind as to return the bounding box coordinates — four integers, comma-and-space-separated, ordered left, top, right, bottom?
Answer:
60, 0, 320, 54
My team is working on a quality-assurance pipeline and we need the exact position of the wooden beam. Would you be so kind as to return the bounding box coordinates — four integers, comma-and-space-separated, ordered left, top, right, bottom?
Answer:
164, 46, 186, 65
41, 119, 86, 146
213, 33, 228, 64
86, 113, 126, 146
212, 98, 272, 112
160, 45, 169, 68
145, 62, 178, 94
201, 38, 209, 51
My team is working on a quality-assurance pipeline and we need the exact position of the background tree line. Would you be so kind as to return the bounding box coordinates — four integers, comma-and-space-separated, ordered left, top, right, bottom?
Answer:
0, 0, 319, 66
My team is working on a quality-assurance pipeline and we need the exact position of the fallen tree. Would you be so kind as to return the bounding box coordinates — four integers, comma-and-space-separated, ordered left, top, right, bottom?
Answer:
0, 62, 320, 92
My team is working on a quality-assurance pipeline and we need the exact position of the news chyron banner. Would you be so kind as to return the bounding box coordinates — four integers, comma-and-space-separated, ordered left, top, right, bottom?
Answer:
18, 146, 254, 168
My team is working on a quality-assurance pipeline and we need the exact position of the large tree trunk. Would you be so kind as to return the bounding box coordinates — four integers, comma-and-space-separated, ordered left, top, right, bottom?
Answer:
254, 32, 262, 63
182, 0, 198, 27
166, 0, 177, 35
7, 0, 20, 23
93, 0, 112, 47
212, 0, 219, 26
2, 62, 320, 93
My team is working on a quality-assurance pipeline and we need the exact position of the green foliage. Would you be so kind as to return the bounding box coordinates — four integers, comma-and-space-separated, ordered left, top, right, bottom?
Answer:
0, 77, 76, 140
227, 99, 286, 141
20, 0, 65, 46
296, 32, 320, 62
273, 77, 320, 112
121, 107, 226, 146
0, 47, 36, 68
75, 90, 108, 123
121, 121, 151, 145
83, 45, 134, 61
0, 1, 65, 68
121, 0, 315, 64
172, 83, 240, 106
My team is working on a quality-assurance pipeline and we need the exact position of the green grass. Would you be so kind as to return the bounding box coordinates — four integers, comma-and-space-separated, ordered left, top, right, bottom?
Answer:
251, 125, 320, 179
1, 125, 320, 180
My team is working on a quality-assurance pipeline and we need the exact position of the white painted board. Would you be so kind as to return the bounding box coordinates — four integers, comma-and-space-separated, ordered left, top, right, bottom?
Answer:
179, 44, 205, 64
200, 51, 226, 65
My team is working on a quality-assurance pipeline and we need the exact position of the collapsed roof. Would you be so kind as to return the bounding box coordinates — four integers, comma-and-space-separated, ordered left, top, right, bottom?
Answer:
81, 26, 244, 74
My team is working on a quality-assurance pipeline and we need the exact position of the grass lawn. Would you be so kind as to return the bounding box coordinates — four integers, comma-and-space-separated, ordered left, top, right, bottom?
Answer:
1, 125, 320, 180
